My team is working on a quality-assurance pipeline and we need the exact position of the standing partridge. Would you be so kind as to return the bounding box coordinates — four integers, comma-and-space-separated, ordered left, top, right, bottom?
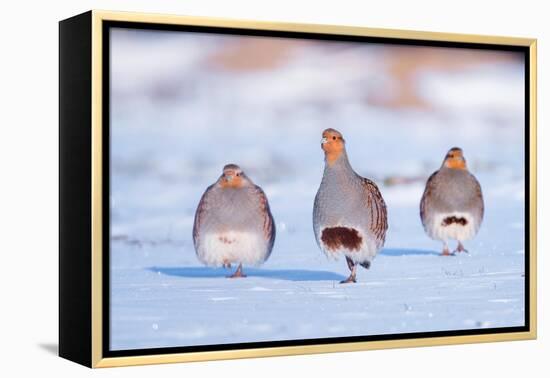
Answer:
420, 147, 484, 256
193, 164, 276, 277
313, 128, 388, 283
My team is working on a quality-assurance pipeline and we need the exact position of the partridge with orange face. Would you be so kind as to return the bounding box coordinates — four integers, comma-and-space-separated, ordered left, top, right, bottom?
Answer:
420, 148, 484, 256
313, 129, 388, 283
193, 164, 276, 278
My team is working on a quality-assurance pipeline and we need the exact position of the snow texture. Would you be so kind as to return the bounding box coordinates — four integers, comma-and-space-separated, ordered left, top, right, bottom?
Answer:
109, 28, 526, 350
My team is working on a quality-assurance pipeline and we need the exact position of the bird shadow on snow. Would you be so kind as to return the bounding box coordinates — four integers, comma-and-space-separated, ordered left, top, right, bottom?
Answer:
148, 266, 347, 282
148, 249, 438, 282
380, 248, 440, 257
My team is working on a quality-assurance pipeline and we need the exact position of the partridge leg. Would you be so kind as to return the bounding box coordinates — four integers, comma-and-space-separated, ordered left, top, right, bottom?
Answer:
227, 263, 247, 278
340, 257, 357, 284
222, 260, 232, 269
454, 241, 469, 254
441, 242, 453, 256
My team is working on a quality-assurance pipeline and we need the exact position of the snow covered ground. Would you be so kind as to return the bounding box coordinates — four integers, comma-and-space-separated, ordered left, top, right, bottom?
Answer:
109, 28, 526, 350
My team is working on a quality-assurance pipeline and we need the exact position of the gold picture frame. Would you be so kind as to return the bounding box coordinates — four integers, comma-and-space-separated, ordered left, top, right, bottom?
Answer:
59, 9, 537, 368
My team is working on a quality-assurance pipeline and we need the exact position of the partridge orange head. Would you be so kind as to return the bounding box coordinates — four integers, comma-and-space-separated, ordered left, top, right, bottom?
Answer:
443, 147, 467, 170
219, 164, 248, 188
321, 128, 345, 165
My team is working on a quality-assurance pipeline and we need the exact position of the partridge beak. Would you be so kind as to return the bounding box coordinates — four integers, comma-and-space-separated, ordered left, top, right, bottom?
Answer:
321, 137, 328, 144
224, 174, 233, 182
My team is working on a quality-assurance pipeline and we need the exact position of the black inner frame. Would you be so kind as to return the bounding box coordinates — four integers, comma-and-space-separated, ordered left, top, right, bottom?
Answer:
102, 20, 531, 358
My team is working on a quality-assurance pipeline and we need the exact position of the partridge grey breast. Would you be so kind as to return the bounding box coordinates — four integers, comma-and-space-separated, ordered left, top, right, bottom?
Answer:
193, 165, 275, 272
313, 152, 387, 259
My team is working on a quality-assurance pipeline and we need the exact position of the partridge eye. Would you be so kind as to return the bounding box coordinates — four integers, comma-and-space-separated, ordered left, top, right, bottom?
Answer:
332, 136, 336, 140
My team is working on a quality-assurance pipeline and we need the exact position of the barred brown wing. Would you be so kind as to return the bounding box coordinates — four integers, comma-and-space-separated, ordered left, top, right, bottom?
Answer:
192, 184, 214, 246
420, 170, 438, 225
253, 185, 276, 254
361, 178, 388, 247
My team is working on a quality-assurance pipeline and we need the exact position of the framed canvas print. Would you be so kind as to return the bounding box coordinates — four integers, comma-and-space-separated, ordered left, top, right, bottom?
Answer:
59, 10, 537, 368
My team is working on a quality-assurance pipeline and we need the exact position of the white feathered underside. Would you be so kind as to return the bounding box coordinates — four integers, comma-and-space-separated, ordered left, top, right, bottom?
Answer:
426, 212, 479, 242
196, 231, 269, 267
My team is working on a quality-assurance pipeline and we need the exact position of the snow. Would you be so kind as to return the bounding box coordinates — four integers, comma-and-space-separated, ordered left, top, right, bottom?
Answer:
109, 28, 526, 351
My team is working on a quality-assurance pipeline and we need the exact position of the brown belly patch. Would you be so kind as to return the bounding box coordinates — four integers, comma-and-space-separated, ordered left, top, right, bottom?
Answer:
442, 216, 468, 227
218, 235, 236, 244
321, 227, 362, 252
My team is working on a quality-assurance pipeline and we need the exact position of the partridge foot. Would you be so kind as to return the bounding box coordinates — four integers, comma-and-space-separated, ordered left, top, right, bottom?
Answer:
453, 242, 469, 254
227, 263, 246, 278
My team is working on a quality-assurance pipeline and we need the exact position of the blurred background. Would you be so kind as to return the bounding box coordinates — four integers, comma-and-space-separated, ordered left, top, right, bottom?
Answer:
110, 27, 525, 245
